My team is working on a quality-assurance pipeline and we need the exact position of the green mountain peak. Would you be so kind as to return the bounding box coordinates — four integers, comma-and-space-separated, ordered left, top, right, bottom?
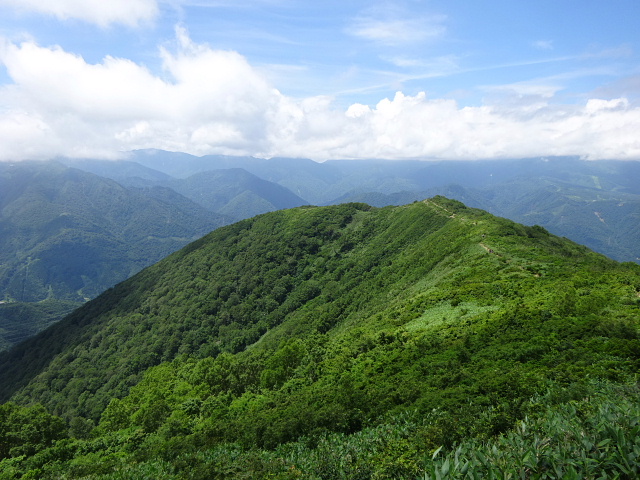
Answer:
1, 197, 639, 478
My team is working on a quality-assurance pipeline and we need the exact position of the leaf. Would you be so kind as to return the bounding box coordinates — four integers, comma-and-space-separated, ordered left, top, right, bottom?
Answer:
432, 445, 444, 460
441, 458, 450, 476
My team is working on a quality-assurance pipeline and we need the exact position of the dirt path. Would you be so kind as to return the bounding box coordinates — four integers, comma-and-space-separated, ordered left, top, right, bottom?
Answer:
479, 242, 496, 255
423, 199, 456, 218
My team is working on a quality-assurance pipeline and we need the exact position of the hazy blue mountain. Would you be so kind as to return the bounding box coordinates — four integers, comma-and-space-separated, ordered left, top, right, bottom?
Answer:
236, 157, 345, 204
167, 168, 309, 220
59, 158, 174, 188
128, 150, 342, 204
330, 185, 490, 210
127, 150, 640, 200
127, 149, 265, 178
66, 155, 310, 220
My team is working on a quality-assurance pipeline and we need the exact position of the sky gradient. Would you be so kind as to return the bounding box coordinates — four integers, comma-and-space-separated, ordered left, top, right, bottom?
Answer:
0, 0, 639, 161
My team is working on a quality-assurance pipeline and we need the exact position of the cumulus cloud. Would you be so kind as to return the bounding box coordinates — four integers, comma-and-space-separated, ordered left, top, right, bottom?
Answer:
0, 31, 639, 162
0, 0, 158, 27
332, 93, 640, 160
0, 29, 279, 158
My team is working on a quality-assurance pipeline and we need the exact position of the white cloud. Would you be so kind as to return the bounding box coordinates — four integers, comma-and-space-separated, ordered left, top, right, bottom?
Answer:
382, 54, 460, 73
0, 32, 640, 162
0, 30, 277, 158
348, 5, 446, 46
584, 97, 629, 114
0, 0, 158, 27
266, 91, 640, 161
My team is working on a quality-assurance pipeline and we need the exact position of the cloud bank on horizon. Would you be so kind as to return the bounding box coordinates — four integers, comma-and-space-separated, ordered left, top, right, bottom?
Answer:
0, 0, 639, 161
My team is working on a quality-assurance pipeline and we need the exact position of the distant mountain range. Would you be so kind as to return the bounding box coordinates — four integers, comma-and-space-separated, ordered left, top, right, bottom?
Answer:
63, 156, 309, 220
0, 161, 228, 304
123, 150, 640, 263
1, 152, 638, 350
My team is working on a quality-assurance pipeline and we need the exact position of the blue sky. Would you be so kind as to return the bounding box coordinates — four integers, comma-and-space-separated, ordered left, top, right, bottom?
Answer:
0, 0, 639, 161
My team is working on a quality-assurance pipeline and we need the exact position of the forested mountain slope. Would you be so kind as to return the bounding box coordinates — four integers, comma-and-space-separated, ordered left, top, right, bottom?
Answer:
0, 161, 230, 303
0, 159, 306, 349
1, 197, 639, 478
0, 300, 81, 352
0, 162, 230, 349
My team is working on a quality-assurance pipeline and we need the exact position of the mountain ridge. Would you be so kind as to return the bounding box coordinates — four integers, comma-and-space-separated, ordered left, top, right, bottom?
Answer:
1, 197, 640, 478
1, 197, 636, 412
3, 154, 639, 350
59, 152, 640, 263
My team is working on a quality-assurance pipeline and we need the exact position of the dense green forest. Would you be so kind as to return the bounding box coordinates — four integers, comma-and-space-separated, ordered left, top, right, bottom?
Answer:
1, 197, 640, 478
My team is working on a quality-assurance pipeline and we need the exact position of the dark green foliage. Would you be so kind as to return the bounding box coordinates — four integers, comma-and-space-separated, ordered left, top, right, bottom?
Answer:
1, 197, 640, 478
3, 381, 639, 479
0, 402, 67, 460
